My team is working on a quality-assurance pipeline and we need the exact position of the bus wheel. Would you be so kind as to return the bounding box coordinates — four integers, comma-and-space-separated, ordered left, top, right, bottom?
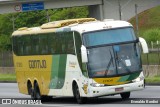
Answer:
34, 83, 41, 100
27, 82, 33, 95
31, 88, 35, 100
73, 84, 86, 104
120, 92, 130, 99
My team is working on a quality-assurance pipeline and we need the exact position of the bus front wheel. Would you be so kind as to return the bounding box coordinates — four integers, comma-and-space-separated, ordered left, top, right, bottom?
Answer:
120, 92, 130, 99
73, 84, 86, 104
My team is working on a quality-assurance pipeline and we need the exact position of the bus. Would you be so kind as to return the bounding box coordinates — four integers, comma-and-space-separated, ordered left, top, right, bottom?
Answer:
12, 18, 148, 104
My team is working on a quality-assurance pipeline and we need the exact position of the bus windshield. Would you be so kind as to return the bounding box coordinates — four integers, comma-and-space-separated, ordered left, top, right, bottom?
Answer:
83, 27, 142, 78
83, 27, 136, 47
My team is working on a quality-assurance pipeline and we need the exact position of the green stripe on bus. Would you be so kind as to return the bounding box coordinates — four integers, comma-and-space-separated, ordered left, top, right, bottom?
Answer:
50, 55, 67, 89
57, 55, 67, 89
118, 75, 130, 82
50, 55, 60, 89
127, 72, 140, 81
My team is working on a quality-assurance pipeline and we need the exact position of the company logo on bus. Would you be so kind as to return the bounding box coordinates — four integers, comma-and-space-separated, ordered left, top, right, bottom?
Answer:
29, 60, 47, 69
103, 79, 113, 83
69, 61, 77, 68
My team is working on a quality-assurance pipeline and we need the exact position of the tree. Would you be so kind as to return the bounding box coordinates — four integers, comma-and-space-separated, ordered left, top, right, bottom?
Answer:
0, 6, 88, 51
50, 7, 88, 21
0, 35, 11, 51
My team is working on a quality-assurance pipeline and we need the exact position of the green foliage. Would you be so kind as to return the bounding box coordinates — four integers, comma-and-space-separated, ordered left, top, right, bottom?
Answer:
0, 6, 88, 51
15, 10, 47, 28
50, 7, 88, 21
145, 75, 160, 84
0, 35, 12, 51
142, 28, 160, 45
0, 14, 13, 36
129, 6, 160, 36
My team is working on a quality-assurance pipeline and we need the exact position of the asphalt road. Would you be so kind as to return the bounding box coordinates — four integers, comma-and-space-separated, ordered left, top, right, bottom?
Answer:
0, 83, 159, 107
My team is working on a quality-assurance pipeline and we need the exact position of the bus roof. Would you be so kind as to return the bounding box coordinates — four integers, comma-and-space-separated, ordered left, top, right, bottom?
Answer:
12, 18, 132, 36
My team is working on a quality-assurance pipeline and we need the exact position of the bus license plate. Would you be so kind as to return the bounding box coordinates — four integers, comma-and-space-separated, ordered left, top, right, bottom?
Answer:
115, 87, 124, 92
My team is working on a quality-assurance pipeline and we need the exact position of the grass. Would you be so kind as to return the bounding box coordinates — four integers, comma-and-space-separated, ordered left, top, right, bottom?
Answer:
0, 73, 16, 81
129, 6, 160, 35
145, 75, 160, 84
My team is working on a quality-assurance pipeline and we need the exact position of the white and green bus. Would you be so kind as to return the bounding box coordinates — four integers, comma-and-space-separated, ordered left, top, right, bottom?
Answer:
12, 18, 148, 103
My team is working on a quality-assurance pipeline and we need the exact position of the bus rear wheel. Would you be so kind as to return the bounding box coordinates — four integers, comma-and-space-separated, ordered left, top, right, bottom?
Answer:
31, 82, 41, 100
73, 84, 86, 104
31, 83, 52, 102
120, 92, 130, 99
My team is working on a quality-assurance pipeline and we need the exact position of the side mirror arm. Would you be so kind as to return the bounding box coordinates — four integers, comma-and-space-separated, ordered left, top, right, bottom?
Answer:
81, 45, 88, 63
139, 37, 149, 54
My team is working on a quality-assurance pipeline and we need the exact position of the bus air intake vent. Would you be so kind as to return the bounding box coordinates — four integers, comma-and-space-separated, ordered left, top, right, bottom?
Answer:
41, 18, 97, 29
77, 18, 97, 24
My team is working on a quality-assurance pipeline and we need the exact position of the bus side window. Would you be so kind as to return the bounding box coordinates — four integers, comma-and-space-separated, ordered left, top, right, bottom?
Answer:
48, 33, 56, 54
17, 36, 23, 56
66, 32, 75, 54
13, 37, 19, 55
56, 33, 63, 54
39, 34, 48, 55
23, 36, 31, 55
74, 32, 88, 76
32, 35, 39, 55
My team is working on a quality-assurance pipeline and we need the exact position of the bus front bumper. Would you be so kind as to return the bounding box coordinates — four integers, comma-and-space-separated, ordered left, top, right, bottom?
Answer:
87, 80, 144, 97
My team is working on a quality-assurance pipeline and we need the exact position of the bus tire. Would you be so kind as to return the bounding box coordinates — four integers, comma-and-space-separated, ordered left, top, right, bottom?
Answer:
27, 81, 32, 95
31, 88, 35, 100
120, 92, 130, 99
34, 82, 41, 100
73, 83, 86, 104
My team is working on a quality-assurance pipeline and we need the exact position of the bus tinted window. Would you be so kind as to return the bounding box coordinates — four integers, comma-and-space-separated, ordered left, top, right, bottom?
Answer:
13, 32, 75, 56
66, 32, 75, 54
48, 33, 56, 54
13, 37, 18, 55
32, 36, 39, 55
17, 36, 23, 55
23, 36, 31, 55
39, 35, 48, 54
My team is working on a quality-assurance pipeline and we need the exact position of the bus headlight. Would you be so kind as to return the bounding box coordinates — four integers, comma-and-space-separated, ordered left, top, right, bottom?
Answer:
132, 76, 144, 82
90, 83, 105, 87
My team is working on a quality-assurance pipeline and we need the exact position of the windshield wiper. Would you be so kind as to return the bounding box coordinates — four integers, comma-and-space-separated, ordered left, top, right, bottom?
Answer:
104, 50, 114, 76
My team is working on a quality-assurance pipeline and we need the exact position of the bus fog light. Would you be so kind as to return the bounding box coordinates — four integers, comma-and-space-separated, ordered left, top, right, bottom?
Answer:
90, 83, 105, 87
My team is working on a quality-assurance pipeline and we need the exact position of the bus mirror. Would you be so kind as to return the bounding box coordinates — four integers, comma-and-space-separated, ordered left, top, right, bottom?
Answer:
81, 45, 88, 63
139, 37, 149, 54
